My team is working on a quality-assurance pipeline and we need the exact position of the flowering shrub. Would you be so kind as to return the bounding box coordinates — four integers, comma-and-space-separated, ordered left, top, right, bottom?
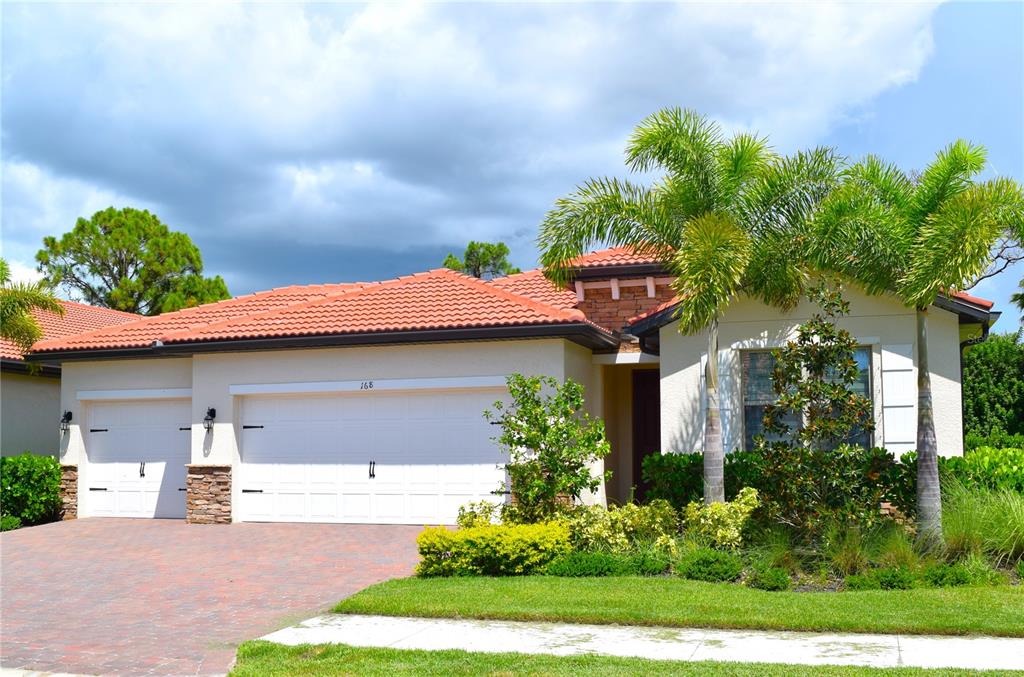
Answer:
566, 499, 679, 554
682, 487, 759, 549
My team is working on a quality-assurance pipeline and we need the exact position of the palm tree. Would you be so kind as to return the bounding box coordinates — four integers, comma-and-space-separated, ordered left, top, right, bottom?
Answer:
539, 108, 840, 504
1012, 278, 1024, 316
0, 258, 64, 356
811, 142, 1024, 545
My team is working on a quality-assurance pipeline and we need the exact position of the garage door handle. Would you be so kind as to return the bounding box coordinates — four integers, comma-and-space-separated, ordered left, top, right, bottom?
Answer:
89, 487, 108, 492
242, 425, 264, 429
369, 460, 375, 479
241, 489, 263, 493
178, 488, 187, 492
179, 427, 191, 431
139, 461, 146, 478
90, 428, 108, 433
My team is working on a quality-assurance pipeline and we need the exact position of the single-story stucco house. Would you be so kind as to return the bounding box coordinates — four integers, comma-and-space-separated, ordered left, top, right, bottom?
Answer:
1, 301, 139, 456
28, 248, 999, 525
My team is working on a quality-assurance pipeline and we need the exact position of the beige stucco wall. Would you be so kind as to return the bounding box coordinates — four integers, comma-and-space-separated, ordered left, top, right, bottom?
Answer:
562, 341, 606, 505
1, 372, 60, 456
659, 287, 964, 457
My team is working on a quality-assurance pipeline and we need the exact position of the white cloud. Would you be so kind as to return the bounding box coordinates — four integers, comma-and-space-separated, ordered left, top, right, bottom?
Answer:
1, 1, 943, 288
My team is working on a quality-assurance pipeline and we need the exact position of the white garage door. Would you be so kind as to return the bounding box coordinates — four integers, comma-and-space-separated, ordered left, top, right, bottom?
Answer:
84, 399, 191, 518
238, 388, 507, 524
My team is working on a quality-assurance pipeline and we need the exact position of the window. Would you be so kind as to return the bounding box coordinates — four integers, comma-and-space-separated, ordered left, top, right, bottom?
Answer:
741, 347, 873, 451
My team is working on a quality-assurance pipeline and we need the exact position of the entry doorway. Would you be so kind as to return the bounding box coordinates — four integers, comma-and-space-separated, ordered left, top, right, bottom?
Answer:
631, 369, 661, 501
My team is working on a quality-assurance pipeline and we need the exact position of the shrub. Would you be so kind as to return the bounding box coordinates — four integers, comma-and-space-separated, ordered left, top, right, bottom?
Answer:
888, 448, 1024, 518
544, 549, 670, 577
675, 547, 744, 582
1016, 559, 1024, 581
682, 487, 759, 549
747, 525, 804, 574
823, 524, 869, 576
870, 525, 920, 571
748, 565, 792, 591
922, 562, 973, 587
486, 375, 610, 523
965, 431, 1024, 452
959, 552, 1007, 586
566, 500, 679, 554
416, 522, 570, 577
0, 515, 22, 531
456, 501, 499, 528
962, 331, 1024, 440
844, 572, 880, 591
874, 566, 916, 590
0, 453, 61, 525
942, 480, 1024, 567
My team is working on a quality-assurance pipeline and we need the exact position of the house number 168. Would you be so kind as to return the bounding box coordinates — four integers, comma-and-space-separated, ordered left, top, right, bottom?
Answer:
360, 381, 374, 390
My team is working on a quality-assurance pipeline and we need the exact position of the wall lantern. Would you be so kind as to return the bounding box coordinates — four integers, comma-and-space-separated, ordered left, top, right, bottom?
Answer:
203, 408, 216, 432
60, 410, 73, 434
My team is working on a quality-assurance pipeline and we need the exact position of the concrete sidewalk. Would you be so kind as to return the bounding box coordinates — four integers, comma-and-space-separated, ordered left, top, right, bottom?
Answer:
262, 614, 1024, 671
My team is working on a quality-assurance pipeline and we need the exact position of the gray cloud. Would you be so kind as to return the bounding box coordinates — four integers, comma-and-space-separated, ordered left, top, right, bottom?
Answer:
2, 2, 940, 293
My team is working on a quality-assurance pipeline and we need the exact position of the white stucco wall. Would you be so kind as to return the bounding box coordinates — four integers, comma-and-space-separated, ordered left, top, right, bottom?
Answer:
659, 288, 964, 457
563, 341, 606, 506
1, 372, 60, 456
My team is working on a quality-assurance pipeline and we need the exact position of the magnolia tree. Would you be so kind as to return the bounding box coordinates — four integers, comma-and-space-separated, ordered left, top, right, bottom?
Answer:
485, 374, 610, 523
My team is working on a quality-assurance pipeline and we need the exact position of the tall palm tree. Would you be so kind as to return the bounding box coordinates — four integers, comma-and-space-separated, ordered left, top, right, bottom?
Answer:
539, 108, 840, 503
811, 142, 1024, 545
0, 258, 64, 356
1012, 278, 1024, 316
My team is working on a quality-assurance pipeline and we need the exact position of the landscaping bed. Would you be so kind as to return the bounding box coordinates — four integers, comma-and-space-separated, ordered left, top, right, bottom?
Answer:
335, 576, 1024, 638
231, 641, 1022, 676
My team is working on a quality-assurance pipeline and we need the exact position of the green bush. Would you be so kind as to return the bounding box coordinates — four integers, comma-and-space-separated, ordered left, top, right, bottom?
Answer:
1, 515, 22, 531
823, 524, 870, 576
890, 448, 1024, 518
456, 501, 499, 528
544, 549, 670, 577
922, 562, 973, 587
566, 500, 679, 554
416, 523, 570, 577
942, 480, 1024, 567
642, 451, 760, 507
844, 572, 881, 591
874, 566, 916, 590
1016, 559, 1024, 581
675, 547, 744, 582
682, 487, 759, 549
0, 453, 61, 525
748, 565, 791, 591
962, 331, 1024, 440
965, 431, 1024, 452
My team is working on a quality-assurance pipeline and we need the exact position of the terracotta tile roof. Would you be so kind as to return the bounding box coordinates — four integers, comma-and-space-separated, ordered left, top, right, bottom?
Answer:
951, 291, 994, 310
488, 269, 578, 310
567, 246, 661, 268
1, 301, 139, 361
32, 270, 599, 353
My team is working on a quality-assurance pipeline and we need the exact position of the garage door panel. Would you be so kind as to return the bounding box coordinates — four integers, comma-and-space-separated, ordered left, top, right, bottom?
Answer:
84, 400, 190, 519
239, 388, 507, 524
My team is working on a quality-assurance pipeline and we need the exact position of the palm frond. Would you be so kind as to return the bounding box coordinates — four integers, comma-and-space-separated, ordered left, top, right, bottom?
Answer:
910, 140, 987, 226
537, 178, 672, 284
741, 146, 843, 238
743, 229, 807, 311
900, 180, 1009, 307
845, 155, 916, 215
625, 107, 723, 211
717, 132, 773, 207
669, 213, 752, 334
0, 312, 43, 355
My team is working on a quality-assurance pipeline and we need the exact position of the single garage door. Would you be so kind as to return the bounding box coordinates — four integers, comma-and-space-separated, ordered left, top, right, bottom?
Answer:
238, 388, 507, 524
84, 399, 191, 518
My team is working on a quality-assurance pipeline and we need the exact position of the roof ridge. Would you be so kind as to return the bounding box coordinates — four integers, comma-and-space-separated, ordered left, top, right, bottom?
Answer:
433, 268, 585, 321
54, 300, 141, 318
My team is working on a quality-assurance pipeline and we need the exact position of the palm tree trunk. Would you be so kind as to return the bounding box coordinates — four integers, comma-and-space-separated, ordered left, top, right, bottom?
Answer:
704, 316, 726, 504
915, 306, 943, 548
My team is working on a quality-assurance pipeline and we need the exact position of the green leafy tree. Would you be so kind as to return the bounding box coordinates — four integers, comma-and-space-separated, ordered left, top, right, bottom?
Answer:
811, 142, 1024, 545
538, 107, 841, 503
0, 258, 64, 356
36, 207, 230, 315
1012, 278, 1024, 314
486, 374, 610, 523
762, 280, 875, 449
443, 241, 521, 279
962, 331, 1024, 438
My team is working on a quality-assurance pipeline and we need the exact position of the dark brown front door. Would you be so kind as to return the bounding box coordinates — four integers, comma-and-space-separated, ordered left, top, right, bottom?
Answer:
632, 369, 661, 501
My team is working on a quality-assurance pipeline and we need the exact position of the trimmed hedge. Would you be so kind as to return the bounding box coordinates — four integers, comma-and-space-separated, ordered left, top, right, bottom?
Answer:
544, 550, 670, 577
416, 522, 570, 577
0, 453, 61, 526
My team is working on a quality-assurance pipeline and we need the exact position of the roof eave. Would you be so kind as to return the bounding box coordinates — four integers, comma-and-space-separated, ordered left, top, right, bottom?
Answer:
570, 263, 667, 281
25, 322, 620, 362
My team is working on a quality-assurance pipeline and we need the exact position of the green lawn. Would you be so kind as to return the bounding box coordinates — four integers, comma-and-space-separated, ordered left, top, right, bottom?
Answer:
232, 641, 1021, 676
334, 577, 1024, 637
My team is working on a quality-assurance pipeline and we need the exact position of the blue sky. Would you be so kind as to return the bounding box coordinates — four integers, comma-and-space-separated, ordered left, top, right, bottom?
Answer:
2, 1, 1021, 326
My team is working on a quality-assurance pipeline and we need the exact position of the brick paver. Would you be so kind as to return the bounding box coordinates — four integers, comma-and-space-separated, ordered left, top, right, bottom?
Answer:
0, 518, 421, 675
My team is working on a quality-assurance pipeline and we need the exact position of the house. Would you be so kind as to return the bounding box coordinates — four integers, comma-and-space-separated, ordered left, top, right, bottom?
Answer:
28, 248, 998, 524
1, 301, 139, 456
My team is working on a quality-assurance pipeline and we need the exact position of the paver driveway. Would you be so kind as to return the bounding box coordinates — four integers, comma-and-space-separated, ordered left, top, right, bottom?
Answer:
0, 518, 421, 675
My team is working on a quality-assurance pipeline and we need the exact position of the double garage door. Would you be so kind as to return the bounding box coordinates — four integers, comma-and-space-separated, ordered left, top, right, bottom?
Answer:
238, 387, 507, 524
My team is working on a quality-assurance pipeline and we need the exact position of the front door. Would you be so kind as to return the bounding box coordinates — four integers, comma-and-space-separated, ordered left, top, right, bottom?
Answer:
631, 369, 661, 501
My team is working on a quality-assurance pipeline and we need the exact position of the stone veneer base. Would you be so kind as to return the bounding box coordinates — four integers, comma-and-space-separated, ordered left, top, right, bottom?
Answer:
186, 465, 232, 524
59, 464, 78, 520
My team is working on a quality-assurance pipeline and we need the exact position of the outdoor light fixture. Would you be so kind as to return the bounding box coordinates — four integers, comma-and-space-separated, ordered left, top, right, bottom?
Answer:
203, 407, 216, 432
60, 410, 73, 434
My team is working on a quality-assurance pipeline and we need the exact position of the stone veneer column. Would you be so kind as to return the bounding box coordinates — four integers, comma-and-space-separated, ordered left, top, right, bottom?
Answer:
59, 464, 78, 520
185, 465, 232, 524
